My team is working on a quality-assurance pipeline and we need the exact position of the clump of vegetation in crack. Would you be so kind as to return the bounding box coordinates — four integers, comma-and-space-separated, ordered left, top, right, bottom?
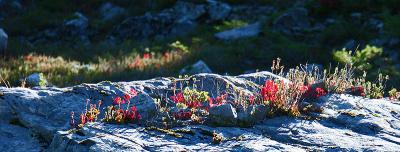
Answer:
68, 58, 400, 144
70, 88, 141, 129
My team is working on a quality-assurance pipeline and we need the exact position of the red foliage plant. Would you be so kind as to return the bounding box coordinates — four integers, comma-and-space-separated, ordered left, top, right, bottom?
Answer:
130, 88, 138, 97
315, 87, 327, 98
114, 89, 139, 106
303, 86, 327, 99
126, 106, 141, 122
80, 113, 86, 125
208, 94, 227, 108
172, 111, 192, 120
75, 89, 142, 127
170, 91, 205, 109
171, 92, 185, 104
351, 86, 365, 97
113, 96, 125, 105
143, 53, 151, 59
248, 95, 255, 105
260, 80, 279, 102
124, 94, 131, 101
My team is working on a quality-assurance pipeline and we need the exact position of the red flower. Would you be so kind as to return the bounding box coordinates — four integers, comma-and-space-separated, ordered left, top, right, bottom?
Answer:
187, 101, 201, 108
113, 96, 125, 105
87, 115, 94, 122
261, 80, 278, 102
299, 85, 309, 93
130, 88, 138, 97
315, 87, 327, 98
215, 94, 227, 105
131, 106, 137, 112
350, 86, 365, 97
185, 112, 192, 118
173, 111, 192, 119
143, 53, 151, 59
126, 106, 142, 121
80, 113, 86, 124
170, 92, 185, 103
208, 97, 217, 108
124, 93, 131, 101
208, 94, 227, 108
129, 111, 136, 120
249, 95, 255, 105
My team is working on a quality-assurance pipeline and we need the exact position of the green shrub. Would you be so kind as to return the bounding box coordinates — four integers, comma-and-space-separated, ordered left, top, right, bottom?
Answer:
333, 45, 382, 71
363, 74, 388, 99
183, 87, 210, 103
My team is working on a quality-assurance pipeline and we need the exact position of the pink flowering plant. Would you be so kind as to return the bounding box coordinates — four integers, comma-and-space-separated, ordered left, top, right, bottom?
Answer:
104, 88, 142, 124
71, 88, 142, 129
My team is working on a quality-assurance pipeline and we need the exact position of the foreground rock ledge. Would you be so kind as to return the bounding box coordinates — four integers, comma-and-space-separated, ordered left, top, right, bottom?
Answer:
1, 72, 400, 151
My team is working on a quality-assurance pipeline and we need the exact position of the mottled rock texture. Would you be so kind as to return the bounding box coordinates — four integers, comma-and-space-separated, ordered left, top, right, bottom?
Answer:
1, 71, 400, 151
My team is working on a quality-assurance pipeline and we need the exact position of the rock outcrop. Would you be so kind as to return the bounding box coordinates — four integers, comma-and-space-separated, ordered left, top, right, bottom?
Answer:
207, 0, 231, 21
179, 60, 212, 75
0, 0, 22, 20
112, 1, 206, 40
273, 7, 311, 35
26, 73, 48, 87
111, 0, 236, 40
215, 22, 261, 40
1, 71, 400, 151
99, 2, 125, 21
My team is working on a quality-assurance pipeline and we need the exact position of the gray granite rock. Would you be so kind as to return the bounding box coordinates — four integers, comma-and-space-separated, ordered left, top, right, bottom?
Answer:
99, 2, 125, 21
26, 73, 48, 87
179, 60, 212, 75
273, 7, 310, 35
0, 123, 42, 152
237, 105, 268, 127
113, 1, 205, 40
0, 0, 22, 20
215, 22, 261, 40
207, 0, 231, 21
208, 104, 238, 127
63, 12, 90, 44
1, 72, 400, 151
45, 94, 400, 152
65, 12, 88, 31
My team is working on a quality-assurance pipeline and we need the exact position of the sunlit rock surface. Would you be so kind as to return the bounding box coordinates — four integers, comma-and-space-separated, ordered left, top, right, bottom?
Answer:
1, 71, 400, 151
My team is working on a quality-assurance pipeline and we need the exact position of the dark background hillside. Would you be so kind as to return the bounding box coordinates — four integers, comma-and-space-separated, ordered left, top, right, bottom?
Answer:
0, 0, 399, 87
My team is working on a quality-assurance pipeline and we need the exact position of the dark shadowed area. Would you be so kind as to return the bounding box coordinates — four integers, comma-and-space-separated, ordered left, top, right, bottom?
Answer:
0, 0, 399, 87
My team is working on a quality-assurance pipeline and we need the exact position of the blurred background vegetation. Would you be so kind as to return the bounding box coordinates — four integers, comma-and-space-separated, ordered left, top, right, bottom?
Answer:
0, 0, 399, 88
